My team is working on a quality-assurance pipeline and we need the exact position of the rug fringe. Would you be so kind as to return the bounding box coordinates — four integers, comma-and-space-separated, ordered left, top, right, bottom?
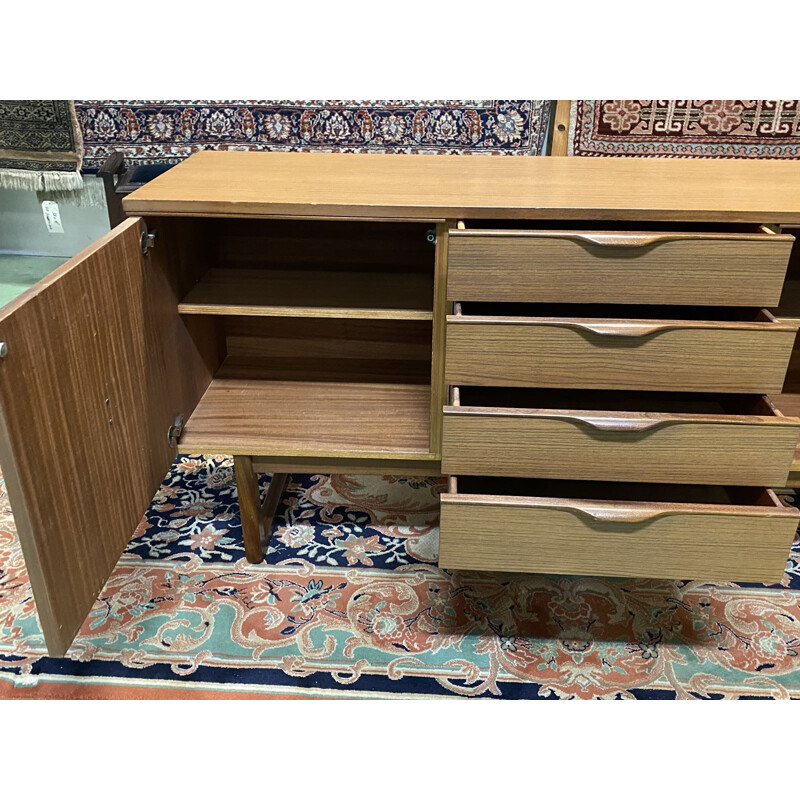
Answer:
37, 175, 106, 208
0, 167, 84, 193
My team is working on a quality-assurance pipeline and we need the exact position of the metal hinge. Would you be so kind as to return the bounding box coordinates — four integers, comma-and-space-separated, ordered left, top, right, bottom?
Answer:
426, 228, 437, 245
141, 230, 157, 256
167, 413, 184, 448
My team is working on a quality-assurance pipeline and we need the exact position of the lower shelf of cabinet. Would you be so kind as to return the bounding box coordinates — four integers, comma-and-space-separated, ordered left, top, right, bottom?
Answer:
178, 371, 433, 459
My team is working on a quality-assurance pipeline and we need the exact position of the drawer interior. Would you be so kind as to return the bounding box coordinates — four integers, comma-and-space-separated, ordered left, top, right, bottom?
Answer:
456, 302, 773, 322
452, 476, 779, 508
457, 220, 768, 234
453, 387, 781, 417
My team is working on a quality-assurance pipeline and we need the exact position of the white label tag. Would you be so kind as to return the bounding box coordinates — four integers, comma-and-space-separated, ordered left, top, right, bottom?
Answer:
41, 200, 64, 233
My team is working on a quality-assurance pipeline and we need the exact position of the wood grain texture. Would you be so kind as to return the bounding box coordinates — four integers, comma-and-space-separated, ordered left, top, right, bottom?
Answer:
224, 316, 432, 366
448, 229, 794, 306
123, 150, 800, 224
440, 482, 798, 582
429, 221, 453, 455
0, 219, 215, 657
233, 455, 264, 564
767, 393, 800, 486
442, 399, 800, 485
445, 313, 798, 393
179, 366, 432, 458
179, 267, 433, 320
251, 455, 441, 476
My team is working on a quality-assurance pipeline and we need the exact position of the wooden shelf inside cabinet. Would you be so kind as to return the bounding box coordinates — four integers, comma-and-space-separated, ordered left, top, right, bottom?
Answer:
178, 267, 434, 321
178, 360, 432, 458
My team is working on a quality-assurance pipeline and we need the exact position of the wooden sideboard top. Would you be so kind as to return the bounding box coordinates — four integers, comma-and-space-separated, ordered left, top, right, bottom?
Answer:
123, 150, 800, 224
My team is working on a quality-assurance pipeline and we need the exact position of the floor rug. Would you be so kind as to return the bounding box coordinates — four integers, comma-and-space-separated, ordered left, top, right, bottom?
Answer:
2, 456, 800, 699
75, 101, 550, 170
0, 100, 83, 191
569, 100, 800, 159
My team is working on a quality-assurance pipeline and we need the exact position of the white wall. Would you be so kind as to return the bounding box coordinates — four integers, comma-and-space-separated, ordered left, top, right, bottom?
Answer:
0, 176, 110, 257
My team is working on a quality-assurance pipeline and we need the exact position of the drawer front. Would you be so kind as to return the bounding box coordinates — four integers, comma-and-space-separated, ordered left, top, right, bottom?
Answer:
444, 316, 797, 393
447, 229, 794, 306
439, 487, 798, 582
442, 403, 800, 486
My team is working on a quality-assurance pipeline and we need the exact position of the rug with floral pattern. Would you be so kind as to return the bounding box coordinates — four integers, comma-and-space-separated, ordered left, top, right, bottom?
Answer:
75, 101, 550, 170
2, 456, 800, 699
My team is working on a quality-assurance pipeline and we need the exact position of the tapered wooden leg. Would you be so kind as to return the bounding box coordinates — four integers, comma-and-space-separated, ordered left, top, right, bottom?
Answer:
234, 455, 264, 564
261, 473, 289, 552
234, 458, 290, 565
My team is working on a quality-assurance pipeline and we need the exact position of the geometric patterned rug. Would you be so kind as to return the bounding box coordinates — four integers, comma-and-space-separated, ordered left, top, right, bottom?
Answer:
2, 456, 800, 699
75, 101, 551, 170
569, 100, 800, 159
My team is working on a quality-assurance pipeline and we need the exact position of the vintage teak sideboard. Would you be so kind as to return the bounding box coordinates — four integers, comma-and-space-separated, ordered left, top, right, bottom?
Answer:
4, 152, 800, 657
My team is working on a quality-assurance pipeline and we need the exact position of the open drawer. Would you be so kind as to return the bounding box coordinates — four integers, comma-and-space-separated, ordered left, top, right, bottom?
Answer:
439, 477, 799, 582
442, 388, 800, 485
445, 303, 798, 393
447, 224, 794, 306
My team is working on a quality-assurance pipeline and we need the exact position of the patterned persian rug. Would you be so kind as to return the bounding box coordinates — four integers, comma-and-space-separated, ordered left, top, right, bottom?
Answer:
0, 100, 83, 191
2, 457, 800, 699
75, 101, 549, 170
569, 100, 800, 158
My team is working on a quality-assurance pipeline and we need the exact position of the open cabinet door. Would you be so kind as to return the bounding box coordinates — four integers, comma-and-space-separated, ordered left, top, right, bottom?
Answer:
0, 217, 215, 657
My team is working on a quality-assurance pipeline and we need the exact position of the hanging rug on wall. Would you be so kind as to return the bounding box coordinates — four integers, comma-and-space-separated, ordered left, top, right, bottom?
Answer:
0, 100, 84, 192
568, 100, 800, 159
75, 101, 549, 169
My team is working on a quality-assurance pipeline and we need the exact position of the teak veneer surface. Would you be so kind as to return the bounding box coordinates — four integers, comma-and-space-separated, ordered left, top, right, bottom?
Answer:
445, 312, 797, 394
179, 365, 432, 458
442, 398, 800, 486
251, 455, 441, 477
124, 151, 800, 223
439, 479, 799, 582
0, 219, 216, 657
768, 393, 800, 486
448, 229, 794, 307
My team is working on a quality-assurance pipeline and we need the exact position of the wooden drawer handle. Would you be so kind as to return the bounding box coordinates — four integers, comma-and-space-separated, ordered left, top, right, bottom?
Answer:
535, 320, 701, 338
450, 316, 785, 337
554, 502, 675, 524
529, 499, 781, 525
535, 414, 692, 434
531, 232, 767, 248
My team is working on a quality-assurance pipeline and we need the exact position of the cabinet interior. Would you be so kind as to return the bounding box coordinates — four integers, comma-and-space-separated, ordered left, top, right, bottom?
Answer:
180, 218, 435, 320
153, 217, 436, 458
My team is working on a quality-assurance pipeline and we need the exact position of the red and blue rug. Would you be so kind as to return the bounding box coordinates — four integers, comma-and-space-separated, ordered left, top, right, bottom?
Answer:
569, 100, 800, 159
75, 101, 550, 170
2, 456, 800, 699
